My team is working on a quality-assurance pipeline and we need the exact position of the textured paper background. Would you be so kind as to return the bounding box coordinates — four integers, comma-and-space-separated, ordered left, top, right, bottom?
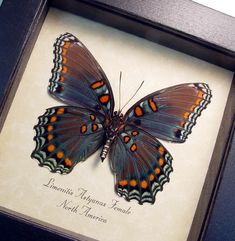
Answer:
0, 8, 233, 241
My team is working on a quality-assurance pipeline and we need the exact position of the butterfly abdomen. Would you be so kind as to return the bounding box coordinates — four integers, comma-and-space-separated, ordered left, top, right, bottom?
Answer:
100, 111, 124, 161
100, 138, 113, 161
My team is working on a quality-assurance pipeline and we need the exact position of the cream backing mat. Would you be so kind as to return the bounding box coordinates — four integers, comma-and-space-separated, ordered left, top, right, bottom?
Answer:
0, 8, 233, 241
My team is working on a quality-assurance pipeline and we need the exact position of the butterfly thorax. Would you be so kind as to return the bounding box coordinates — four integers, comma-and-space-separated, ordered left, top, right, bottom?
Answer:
100, 111, 124, 161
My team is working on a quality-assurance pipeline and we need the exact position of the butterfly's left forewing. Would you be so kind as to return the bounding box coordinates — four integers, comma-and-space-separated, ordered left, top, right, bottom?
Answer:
49, 33, 114, 117
31, 106, 105, 174
110, 125, 173, 204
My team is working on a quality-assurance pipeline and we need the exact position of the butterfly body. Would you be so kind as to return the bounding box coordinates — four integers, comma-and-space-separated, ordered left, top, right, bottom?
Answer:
32, 33, 212, 204
101, 111, 124, 161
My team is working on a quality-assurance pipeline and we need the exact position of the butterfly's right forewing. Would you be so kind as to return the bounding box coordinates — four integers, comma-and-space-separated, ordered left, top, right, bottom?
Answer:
124, 83, 212, 143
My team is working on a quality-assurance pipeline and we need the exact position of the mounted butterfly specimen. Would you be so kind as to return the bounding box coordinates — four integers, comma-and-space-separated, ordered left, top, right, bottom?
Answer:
31, 33, 212, 204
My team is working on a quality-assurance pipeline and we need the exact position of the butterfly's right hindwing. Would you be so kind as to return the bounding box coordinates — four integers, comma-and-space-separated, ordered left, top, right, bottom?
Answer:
110, 125, 173, 204
31, 106, 105, 174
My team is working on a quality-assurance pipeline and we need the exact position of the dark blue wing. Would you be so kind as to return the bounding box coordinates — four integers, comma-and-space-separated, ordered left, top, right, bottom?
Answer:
49, 33, 114, 118
124, 83, 212, 142
109, 125, 173, 204
31, 106, 105, 174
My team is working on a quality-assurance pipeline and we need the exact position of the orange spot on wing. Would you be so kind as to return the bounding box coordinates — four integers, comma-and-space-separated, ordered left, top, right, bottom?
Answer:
47, 144, 55, 152
91, 81, 104, 89
149, 174, 155, 181
99, 94, 110, 104
123, 136, 130, 143
158, 146, 165, 155
130, 179, 137, 187
65, 158, 72, 167
183, 112, 190, 119
198, 90, 204, 98
90, 114, 96, 121
119, 180, 127, 187
130, 143, 137, 152
190, 104, 196, 111
148, 98, 157, 112
62, 57, 67, 64
92, 123, 98, 132
47, 134, 53, 141
131, 131, 139, 136
60, 76, 65, 82
57, 108, 64, 115
159, 158, 164, 166
155, 168, 161, 175
57, 151, 64, 159
134, 106, 143, 117
80, 124, 87, 134
47, 125, 53, 132
179, 121, 185, 127
141, 180, 148, 189
62, 49, 67, 55
64, 42, 70, 48
62, 66, 68, 74
50, 116, 57, 123
196, 98, 202, 105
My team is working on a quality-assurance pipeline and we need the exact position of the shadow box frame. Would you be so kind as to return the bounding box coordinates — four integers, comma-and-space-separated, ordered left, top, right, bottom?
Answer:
0, 0, 235, 240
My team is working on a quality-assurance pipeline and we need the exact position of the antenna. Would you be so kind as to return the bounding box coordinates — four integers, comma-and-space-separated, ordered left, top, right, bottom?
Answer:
120, 80, 144, 112
118, 71, 122, 112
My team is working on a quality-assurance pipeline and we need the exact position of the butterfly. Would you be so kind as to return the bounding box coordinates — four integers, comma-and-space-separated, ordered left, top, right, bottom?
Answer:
31, 33, 212, 204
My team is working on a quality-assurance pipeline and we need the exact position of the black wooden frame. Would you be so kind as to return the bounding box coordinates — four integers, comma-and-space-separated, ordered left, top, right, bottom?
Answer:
0, 1, 234, 240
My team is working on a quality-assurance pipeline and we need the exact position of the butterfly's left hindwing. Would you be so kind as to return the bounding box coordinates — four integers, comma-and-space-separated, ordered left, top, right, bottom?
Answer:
110, 125, 173, 204
31, 106, 105, 174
